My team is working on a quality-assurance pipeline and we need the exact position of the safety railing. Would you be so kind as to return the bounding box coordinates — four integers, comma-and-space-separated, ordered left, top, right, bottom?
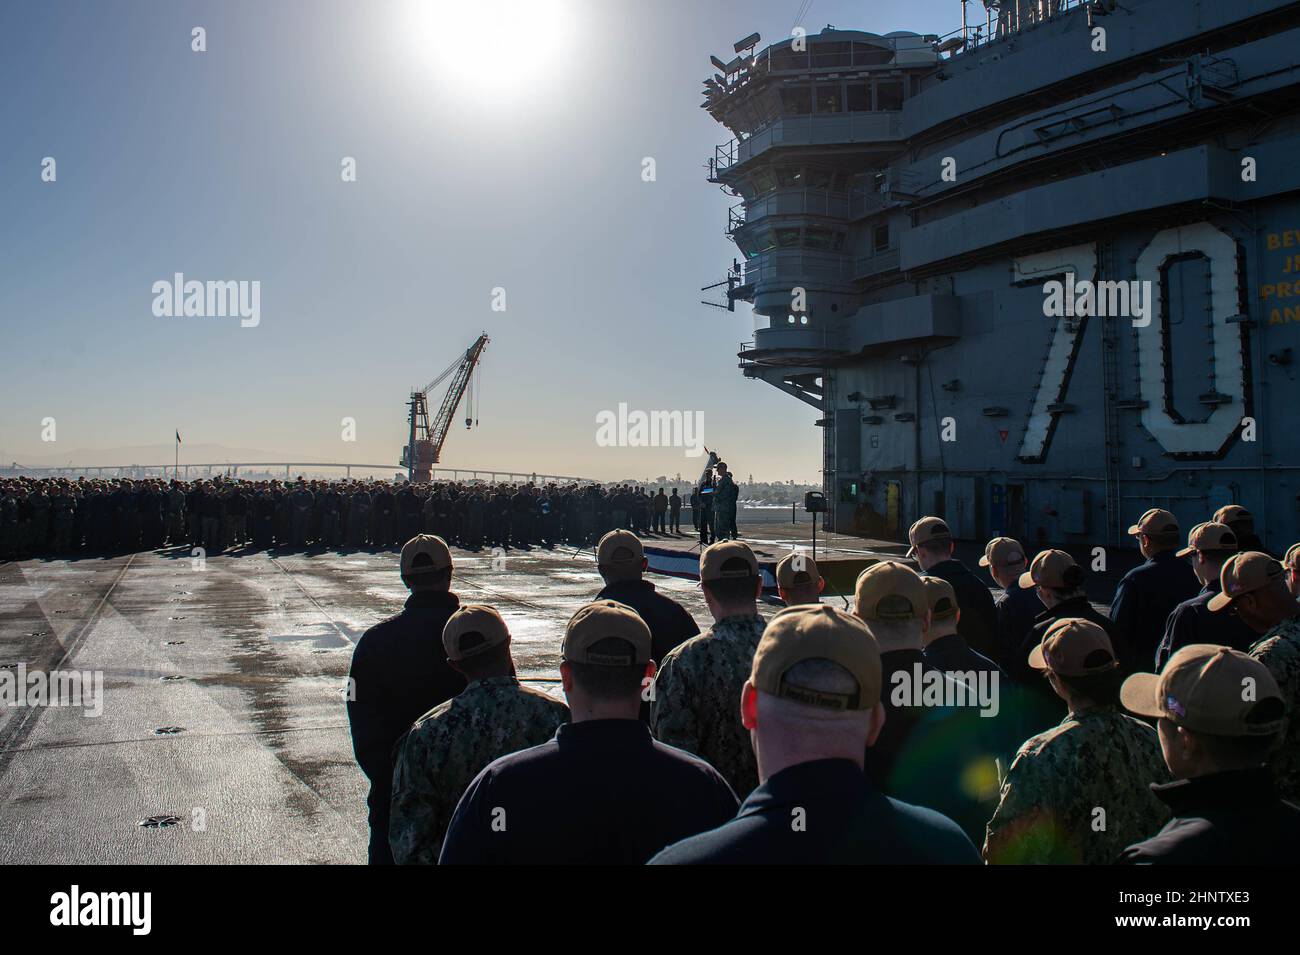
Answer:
936, 0, 1092, 56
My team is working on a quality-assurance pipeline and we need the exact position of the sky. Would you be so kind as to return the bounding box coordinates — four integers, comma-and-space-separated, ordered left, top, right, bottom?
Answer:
0, 0, 958, 482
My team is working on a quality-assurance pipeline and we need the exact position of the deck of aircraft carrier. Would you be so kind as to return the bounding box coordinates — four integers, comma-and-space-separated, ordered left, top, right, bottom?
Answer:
0, 514, 928, 864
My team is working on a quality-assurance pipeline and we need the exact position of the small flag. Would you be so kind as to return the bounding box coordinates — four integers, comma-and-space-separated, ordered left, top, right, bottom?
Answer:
998, 430, 1009, 444
176, 430, 182, 446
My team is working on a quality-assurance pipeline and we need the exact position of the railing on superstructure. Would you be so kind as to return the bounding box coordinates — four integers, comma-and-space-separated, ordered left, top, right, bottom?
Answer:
938, 0, 1092, 56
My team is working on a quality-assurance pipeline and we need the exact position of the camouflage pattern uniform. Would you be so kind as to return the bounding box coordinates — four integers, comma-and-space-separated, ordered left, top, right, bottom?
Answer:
983, 707, 1169, 864
1249, 616, 1300, 801
650, 614, 765, 797
389, 676, 570, 865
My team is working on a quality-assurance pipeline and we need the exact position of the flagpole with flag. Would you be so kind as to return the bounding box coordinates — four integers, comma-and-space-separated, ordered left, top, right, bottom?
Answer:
175, 429, 182, 478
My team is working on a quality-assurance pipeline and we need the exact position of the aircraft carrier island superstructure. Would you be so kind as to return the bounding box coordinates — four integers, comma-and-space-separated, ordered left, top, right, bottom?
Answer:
703, 0, 1300, 551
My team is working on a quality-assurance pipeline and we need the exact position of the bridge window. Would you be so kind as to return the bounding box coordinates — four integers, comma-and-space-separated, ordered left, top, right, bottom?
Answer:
873, 223, 890, 252
846, 82, 870, 112
805, 228, 845, 252
806, 167, 833, 190
776, 166, 803, 188
875, 79, 904, 111
814, 84, 843, 113
812, 42, 851, 69
852, 43, 894, 67
781, 86, 812, 115
775, 228, 801, 248
751, 168, 777, 193
738, 227, 774, 257
771, 46, 808, 71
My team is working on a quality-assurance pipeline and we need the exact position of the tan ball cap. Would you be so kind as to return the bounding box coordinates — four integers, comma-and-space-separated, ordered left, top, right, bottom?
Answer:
751, 605, 882, 712
1018, 549, 1080, 590
979, 537, 1026, 569
906, 516, 951, 557
1283, 542, 1300, 570
1213, 504, 1253, 530
1176, 521, 1238, 558
699, 540, 759, 582
1028, 618, 1118, 676
1121, 644, 1285, 737
854, 560, 928, 621
922, 576, 959, 620
1208, 552, 1285, 611
562, 600, 652, 665
442, 605, 510, 661
400, 534, 452, 576
1127, 507, 1179, 537
775, 552, 820, 589
596, 529, 644, 567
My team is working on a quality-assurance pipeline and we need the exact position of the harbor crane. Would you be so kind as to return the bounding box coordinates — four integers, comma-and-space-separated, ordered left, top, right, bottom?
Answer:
401, 332, 489, 483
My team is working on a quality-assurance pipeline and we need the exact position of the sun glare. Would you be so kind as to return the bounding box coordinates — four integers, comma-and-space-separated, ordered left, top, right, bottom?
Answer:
403, 0, 577, 103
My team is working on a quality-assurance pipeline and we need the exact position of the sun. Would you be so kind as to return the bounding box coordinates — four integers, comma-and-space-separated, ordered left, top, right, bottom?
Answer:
403, 0, 577, 102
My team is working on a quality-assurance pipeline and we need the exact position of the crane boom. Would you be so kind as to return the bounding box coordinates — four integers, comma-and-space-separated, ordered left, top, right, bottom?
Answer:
402, 333, 489, 483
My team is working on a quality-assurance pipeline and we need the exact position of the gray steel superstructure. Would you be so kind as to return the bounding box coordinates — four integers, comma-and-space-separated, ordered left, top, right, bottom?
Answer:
703, 0, 1300, 552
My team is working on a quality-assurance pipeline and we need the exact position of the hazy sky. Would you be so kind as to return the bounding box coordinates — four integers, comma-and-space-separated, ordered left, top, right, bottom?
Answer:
0, 0, 955, 482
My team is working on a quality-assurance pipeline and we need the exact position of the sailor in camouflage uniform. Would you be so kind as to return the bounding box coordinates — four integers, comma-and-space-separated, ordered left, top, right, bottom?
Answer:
389, 605, 569, 864
1118, 644, 1300, 864
1208, 551, 1300, 800
984, 618, 1169, 864
651, 540, 766, 797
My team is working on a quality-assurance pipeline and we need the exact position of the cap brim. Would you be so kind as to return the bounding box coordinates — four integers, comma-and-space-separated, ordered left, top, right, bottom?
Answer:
977, 555, 991, 567
905, 545, 916, 558
1206, 590, 1233, 612
1126, 524, 1143, 535
1120, 672, 1164, 719
1175, 545, 1195, 557
1017, 570, 1035, 589
1027, 642, 1048, 671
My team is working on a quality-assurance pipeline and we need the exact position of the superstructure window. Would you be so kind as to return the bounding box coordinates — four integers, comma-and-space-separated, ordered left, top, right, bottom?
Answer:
776, 166, 802, 188
805, 228, 836, 251
739, 228, 775, 258
846, 83, 870, 112
806, 168, 832, 190
852, 43, 893, 67
781, 86, 812, 115
771, 46, 808, 71
814, 85, 843, 113
775, 228, 801, 248
875, 79, 904, 111
873, 224, 890, 252
803, 230, 845, 252
813, 42, 851, 68
751, 168, 777, 193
